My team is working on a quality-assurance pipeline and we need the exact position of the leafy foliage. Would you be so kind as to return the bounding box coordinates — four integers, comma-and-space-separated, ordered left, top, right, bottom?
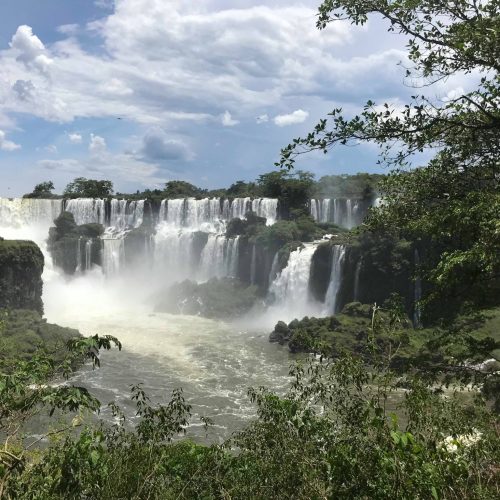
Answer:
0, 331, 121, 496
63, 178, 114, 199
23, 181, 56, 199
3, 306, 499, 499
163, 180, 205, 198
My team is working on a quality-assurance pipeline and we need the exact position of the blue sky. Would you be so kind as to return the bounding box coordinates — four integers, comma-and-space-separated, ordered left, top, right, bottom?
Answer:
0, 0, 471, 196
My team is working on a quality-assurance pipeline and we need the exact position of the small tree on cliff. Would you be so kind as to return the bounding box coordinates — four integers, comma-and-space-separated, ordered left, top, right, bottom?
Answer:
278, 0, 500, 316
23, 181, 55, 198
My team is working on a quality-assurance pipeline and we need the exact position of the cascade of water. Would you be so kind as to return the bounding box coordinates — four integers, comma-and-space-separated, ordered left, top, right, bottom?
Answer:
76, 237, 83, 273
268, 252, 280, 288
65, 198, 106, 225
102, 238, 124, 276
250, 244, 257, 285
227, 236, 240, 277
109, 199, 145, 231
158, 200, 167, 221
268, 244, 318, 315
346, 199, 353, 229
230, 198, 251, 219
198, 235, 240, 281
251, 198, 278, 225
153, 223, 196, 282
323, 245, 346, 314
158, 197, 277, 228
0, 198, 63, 227
310, 199, 331, 223
310, 198, 370, 228
310, 199, 319, 222
85, 239, 92, 271
322, 199, 331, 223
353, 258, 362, 302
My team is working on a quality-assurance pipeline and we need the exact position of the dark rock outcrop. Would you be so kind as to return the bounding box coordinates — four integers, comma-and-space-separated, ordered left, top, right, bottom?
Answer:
154, 277, 259, 320
48, 211, 103, 274
0, 238, 44, 313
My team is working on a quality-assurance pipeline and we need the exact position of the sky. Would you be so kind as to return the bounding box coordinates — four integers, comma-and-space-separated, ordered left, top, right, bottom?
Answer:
0, 0, 471, 196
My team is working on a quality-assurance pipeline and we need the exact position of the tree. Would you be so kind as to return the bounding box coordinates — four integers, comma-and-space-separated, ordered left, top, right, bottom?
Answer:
163, 180, 205, 198
63, 177, 113, 198
258, 170, 315, 217
23, 181, 55, 198
278, 0, 500, 316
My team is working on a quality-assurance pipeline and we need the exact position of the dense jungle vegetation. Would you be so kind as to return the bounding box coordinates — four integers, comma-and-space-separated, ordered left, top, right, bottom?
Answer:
2, 0, 499, 498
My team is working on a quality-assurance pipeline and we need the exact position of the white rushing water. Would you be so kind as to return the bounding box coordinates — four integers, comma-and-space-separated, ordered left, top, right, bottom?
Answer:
310, 198, 363, 229
323, 245, 346, 315
266, 243, 323, 322
65, 198, 106, 226
151, 197, 277, 285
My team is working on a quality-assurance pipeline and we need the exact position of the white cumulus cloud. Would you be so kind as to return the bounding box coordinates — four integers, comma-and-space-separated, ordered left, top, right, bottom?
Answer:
89, 134, 107, 156
9, 25, 53, 73
273, 109, 309, 127
0, 130, 21, 151
68, 132, 82, 143
221, 111, 239, 127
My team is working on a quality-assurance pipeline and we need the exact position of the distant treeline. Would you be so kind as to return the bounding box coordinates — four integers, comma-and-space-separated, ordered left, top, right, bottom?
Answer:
23, 171, 384, 202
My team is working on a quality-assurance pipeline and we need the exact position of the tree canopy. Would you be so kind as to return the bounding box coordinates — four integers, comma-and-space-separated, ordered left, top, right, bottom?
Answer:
23, 181, 55, 199
163, 180, 205, 198
63, 177, 114, 199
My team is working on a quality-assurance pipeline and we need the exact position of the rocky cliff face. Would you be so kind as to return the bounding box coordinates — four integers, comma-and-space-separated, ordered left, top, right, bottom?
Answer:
0, 238, 44, 313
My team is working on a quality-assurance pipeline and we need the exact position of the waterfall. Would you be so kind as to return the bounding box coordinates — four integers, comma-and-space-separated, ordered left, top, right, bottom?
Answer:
310, 199, 319, 222
109, 199, 145, 231
310, 199, 331, 223
323, 245, 346, 314
250, 244, 257, 285
229, 197, 251, 219
0, 196, 277, 288
268, 252, 280, 288
310, 198, 373, 228
346, 199, 353, 229
251, 198, 278, 225
158, 197, 277, 228
198, 235, 240, 281
353, 258, 362, 302
0, 198, 62, 228
102, 238, 124, 276
85, 239, 92, 271
65, 198, 106, 226
154, 223, 196, 281
76, 237, 83, 273
227, 236, 240, 277
268, 244, 318, 316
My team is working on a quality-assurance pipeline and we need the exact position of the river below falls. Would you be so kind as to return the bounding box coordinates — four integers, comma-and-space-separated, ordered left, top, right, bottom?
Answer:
44, 290, 294, 441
